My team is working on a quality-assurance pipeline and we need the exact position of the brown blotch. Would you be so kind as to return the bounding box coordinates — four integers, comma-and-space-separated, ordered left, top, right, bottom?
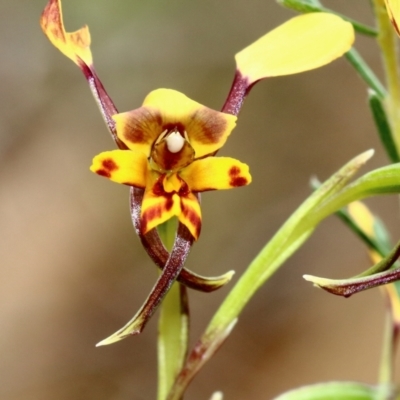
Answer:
190, 108, 228, 144
141, 174, 177, 231
121, 107, 162, 146
393, 17, 400, 36
102, 158, 118, 172
181, 199, 201, 239
96, 169, 111, 178
229, 165, 247, 187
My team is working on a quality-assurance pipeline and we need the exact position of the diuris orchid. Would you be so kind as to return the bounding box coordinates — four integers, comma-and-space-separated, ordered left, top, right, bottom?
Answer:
90, 88, 250, 240
40, 0, 354, 344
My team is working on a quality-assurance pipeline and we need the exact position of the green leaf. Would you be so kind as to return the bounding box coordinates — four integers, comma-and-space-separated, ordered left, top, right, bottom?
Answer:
272, 381, 377, 400
309, 163, 400, 228
166, 151, 374, 399
369, 89, 400, 162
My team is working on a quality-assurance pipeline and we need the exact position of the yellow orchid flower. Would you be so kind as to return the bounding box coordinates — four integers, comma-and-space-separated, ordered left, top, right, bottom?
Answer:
40, 0, 355, 342
90, 88, 251, 240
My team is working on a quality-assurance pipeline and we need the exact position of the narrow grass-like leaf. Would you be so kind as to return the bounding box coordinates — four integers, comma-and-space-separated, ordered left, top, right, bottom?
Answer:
308, 163, 400, 228
167, 151, 374, 399
369, 89, 400, 162
346, 50, 387, 99
272, 381, 378, 400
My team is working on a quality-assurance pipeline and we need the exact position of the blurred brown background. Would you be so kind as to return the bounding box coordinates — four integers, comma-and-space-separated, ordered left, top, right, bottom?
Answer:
1, 0, 399, 399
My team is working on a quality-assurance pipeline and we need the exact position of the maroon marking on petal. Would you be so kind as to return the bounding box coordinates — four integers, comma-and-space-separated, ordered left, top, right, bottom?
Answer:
162, 122, 185, 134
165, 197, 174, 211
190, 108, 228, 144
96, 169, 111, 178
102, 158, 118, 172
153, 175, 167, 196
392, 17, 400, 36
122, 108, 163, 146
178, 180, 190, 197
140, 174, 177, 230
180, 196, 201, 239
229, 165, 247, 187
231, 177, 248, 187
229, 166, 240, 176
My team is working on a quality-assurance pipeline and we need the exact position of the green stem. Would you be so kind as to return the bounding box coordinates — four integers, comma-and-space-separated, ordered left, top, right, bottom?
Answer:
345, 49, 387, 99
335, 208, 387, 256
372, 0, 400, 150
157, 219, 189, 400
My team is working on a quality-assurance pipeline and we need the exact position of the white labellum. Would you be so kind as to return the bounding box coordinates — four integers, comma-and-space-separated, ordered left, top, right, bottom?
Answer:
166, 131, 185, 153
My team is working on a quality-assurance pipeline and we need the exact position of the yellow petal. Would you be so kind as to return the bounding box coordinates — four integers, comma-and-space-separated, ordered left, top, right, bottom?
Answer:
143, 89, 237, 158
178, 191, 202, 240
40, 0, 93, 66
163, 173, 182, 193
113, 107, 163, 157
141, 173, 181, 234
90, 150, 148, 187
180, 157, 252, 191
385, 0, 400, 35
235, 13, 354, 83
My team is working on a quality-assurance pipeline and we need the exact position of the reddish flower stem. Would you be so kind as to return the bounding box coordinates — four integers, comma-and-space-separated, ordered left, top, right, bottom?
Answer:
221, 71, 253, 116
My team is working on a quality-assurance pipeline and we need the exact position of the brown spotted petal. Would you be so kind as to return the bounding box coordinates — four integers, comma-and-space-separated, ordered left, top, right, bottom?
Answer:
179, 157, 252, 192
90, 150, 148, 187
113, 107, 163, 157
141, 89, 237, 158
140, 172, 183, 235
130, 187, 235, 292
184, 107, 237, 158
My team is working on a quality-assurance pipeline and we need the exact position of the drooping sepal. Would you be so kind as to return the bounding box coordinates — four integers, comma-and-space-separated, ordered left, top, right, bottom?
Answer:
96, 223, 194, 346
